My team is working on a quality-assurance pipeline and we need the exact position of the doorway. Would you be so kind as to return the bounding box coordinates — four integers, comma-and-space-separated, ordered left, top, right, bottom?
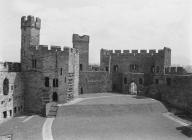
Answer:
80, 87, 83, 94
129, 82, 137, 95
52, 92, 58, 102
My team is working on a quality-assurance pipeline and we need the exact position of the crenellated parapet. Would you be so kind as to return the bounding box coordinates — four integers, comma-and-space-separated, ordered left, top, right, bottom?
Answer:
0, 62, 21, 72
100, 48, 167, 57
100, 49, 113, 56
28, 45, 79, 55
72, 34, 89, 43
165, 66, 186, 75
21, 15, 41, 29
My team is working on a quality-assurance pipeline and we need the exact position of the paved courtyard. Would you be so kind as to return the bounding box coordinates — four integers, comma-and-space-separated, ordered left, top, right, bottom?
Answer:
0, 93, 191, 140
53, 93, 190, 140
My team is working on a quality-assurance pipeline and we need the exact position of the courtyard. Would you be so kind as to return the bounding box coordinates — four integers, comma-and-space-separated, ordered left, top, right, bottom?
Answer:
0, 93, 191, 140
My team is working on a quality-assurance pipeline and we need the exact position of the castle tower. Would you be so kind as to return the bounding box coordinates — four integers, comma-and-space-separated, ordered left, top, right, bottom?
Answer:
72, 34, 89, 71
20, 15, 41, 71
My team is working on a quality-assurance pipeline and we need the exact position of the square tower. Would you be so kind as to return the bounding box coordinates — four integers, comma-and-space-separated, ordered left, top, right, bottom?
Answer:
72, 34, 89, 71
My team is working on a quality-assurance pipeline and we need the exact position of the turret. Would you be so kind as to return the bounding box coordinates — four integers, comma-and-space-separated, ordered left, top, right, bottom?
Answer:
72, 34, 89, 71
21, 15, 41, 71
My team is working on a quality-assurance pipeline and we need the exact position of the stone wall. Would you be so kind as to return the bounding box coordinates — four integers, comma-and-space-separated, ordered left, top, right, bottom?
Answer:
147, 74, 192, 113
0, 72, 24, 122
79, 71, 111, 94
122, 72, 144, 94
100, 47, 171, 75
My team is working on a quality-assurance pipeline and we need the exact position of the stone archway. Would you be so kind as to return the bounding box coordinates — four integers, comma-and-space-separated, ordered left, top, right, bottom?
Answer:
129, 82, 137, 95
52, 92, 58, 102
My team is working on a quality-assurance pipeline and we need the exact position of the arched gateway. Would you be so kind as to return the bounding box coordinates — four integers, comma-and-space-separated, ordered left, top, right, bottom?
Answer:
129, 82, 137, 95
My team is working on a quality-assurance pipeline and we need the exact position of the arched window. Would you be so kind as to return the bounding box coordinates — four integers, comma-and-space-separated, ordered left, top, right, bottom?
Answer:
3, 78, 9, 95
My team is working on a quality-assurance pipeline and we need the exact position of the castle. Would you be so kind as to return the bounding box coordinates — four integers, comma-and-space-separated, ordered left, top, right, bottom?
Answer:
0, 15, 191, 122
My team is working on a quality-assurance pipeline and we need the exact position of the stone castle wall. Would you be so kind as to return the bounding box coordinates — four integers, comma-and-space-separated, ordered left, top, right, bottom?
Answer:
100, 47, 171, 75
79, 71, 111, 94
147, 74, 192, 113
20, 15, 80, 114
122, 72, 144, 94
0, 62, 24, 122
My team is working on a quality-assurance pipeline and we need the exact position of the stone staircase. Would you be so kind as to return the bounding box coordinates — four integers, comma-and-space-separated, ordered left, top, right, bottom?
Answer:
47, 102, 59, 118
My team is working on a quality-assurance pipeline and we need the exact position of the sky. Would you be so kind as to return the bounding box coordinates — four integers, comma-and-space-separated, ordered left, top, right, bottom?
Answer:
0, 0, 192, 65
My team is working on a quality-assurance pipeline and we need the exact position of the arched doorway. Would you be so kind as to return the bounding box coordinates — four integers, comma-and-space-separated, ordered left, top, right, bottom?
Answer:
129, 82, 137, 95
52, 92, 58, 102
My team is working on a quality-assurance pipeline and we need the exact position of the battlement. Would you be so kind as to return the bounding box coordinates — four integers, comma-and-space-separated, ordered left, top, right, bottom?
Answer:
100, 48, 167, 57
0, 62, 21, 72
21, 15, 41, 29
28, 45, 79, 55
72, 34, 89, 43
165, 67, 186, 75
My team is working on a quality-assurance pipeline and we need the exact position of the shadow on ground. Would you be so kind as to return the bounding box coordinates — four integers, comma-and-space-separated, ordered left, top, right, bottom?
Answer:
176, 125, 192, 137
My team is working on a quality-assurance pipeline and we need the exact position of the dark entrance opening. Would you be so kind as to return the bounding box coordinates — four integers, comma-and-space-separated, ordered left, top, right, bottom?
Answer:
80, 87, 83, 94
3, 111, 7, 118
52, 92, 58, 102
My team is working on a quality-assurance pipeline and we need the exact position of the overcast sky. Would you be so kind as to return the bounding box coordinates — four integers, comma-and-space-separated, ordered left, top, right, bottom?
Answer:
0, 0, 192, 65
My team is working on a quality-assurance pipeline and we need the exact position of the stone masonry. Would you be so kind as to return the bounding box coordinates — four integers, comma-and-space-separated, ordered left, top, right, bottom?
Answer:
0, 15, 192, 121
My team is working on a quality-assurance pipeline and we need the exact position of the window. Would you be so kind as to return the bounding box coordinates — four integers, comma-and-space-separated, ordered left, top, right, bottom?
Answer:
32, 59, 37, 68
3, 78, 9, 95
56, 79, 58, 87
151, 66, 155, 73
124, 77, 127, 84
139, 78, 143, 85
130, 64, 138, 72
11, 85, 14, 90
3, 111, 7, 118
60, 68, 63, 75
64, 77, 66, 83
21, 106, 23, 111
45, 77, 49, 87
166, 78, 171, 86
10, 110, 12, 117
53, 79, 58, 87
14, 107, 17, 113
80, 64, 83, 71
155, 79, 159, 84
105, 66, 109, 72
113, 65, 118, 72
156, 66, 160, 73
